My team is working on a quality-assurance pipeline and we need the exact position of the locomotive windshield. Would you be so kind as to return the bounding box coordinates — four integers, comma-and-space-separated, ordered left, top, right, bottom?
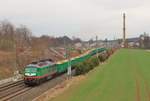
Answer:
25, 67, 37, 76
25, 67, 37, 72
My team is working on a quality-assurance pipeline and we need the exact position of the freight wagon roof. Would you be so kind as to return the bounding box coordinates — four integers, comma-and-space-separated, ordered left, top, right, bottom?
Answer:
56, 48, 104, 65
56, 49, 93, 64
56, 59, 68, 64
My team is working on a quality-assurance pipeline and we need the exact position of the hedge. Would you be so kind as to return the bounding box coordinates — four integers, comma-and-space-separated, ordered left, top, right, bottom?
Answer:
73, 51, 109, 75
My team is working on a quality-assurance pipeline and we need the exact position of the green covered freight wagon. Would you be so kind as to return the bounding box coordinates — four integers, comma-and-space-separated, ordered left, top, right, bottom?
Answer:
56, 60, 69, 73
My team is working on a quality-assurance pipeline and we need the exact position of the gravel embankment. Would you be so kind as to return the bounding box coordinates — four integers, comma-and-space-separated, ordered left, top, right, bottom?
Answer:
11, 73, 69, 101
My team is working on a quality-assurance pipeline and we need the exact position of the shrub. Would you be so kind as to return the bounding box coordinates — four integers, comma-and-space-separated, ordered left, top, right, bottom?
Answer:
74, 56, 100, 75
98, 53, 108, 62
74, 49, 114, 75
73, 63, 84, 75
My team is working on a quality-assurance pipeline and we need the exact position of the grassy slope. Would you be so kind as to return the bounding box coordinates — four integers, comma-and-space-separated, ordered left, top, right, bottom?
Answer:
51, 49, 150, 101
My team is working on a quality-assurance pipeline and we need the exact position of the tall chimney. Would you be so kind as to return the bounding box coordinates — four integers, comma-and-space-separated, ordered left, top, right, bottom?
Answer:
123, 13, 126, 47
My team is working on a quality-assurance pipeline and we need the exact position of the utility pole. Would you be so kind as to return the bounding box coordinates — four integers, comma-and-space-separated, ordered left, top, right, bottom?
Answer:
96, 35, 101, 64
67, 46, 71, 79
105, 38, 108, 48
123, 13, 126, 47
96, 36, 98, 58
63, 35, 71, 79
13, 35, 19, 81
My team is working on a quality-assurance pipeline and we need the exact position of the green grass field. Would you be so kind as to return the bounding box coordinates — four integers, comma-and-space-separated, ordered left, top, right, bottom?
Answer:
51, 49, 150, 101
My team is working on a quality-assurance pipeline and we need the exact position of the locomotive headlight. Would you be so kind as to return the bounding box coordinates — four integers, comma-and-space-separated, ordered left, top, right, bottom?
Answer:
25, 73, 30, 76
30, 73, 36, 76
25, 73, 36, 76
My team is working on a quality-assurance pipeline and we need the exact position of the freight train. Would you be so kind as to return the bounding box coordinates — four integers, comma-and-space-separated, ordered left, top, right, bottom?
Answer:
24, 48, 106, 85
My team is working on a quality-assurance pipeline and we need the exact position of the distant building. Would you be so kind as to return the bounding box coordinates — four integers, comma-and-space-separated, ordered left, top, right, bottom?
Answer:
128, 42, 139, 48
75, 42, 82, 49
139, 33, 150, 49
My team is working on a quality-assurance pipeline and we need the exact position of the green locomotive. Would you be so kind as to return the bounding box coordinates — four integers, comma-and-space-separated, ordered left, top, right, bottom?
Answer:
24, 48, 106, 85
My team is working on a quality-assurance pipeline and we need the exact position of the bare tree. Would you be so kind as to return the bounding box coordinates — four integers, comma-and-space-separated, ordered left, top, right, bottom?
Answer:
15, 25, 33, 69
0, 20, 15, 51
16, 25, 32, 48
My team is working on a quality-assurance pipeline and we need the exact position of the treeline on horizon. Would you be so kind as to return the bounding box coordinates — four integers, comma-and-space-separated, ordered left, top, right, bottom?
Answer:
0, 20, 82, 52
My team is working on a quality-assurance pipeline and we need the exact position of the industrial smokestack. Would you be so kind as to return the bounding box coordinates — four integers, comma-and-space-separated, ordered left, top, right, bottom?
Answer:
123, 13, 126, 47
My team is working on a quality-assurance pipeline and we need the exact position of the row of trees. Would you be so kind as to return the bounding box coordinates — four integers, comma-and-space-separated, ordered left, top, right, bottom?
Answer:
0, 20, 82, 52
0, 20, 82, 73
0, 20, 33, 74
0, 20, 32, 51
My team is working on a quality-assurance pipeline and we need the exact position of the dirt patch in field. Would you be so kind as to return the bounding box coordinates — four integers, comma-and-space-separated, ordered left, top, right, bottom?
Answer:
144, 80, 150, 101
133, 63, 150, 101
146, 50, 150, 52
33, 75, 86, 101
135, 79, 141, 101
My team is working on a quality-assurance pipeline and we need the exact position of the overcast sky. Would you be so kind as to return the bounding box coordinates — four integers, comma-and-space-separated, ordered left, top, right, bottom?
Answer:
0, 0, 150, 40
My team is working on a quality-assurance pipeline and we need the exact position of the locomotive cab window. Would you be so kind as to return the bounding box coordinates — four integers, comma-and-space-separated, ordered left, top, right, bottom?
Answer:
25, 67, 37, 72
25, 67, 37, 76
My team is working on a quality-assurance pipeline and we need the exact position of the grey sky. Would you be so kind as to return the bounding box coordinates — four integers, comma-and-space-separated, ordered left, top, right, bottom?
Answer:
0, 0, 149, 40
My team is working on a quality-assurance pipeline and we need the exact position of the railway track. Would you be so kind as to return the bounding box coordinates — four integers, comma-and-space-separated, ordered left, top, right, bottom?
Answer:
0, 80, 32, 101
0, 70, 75, 101
0, 80, 24, 92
